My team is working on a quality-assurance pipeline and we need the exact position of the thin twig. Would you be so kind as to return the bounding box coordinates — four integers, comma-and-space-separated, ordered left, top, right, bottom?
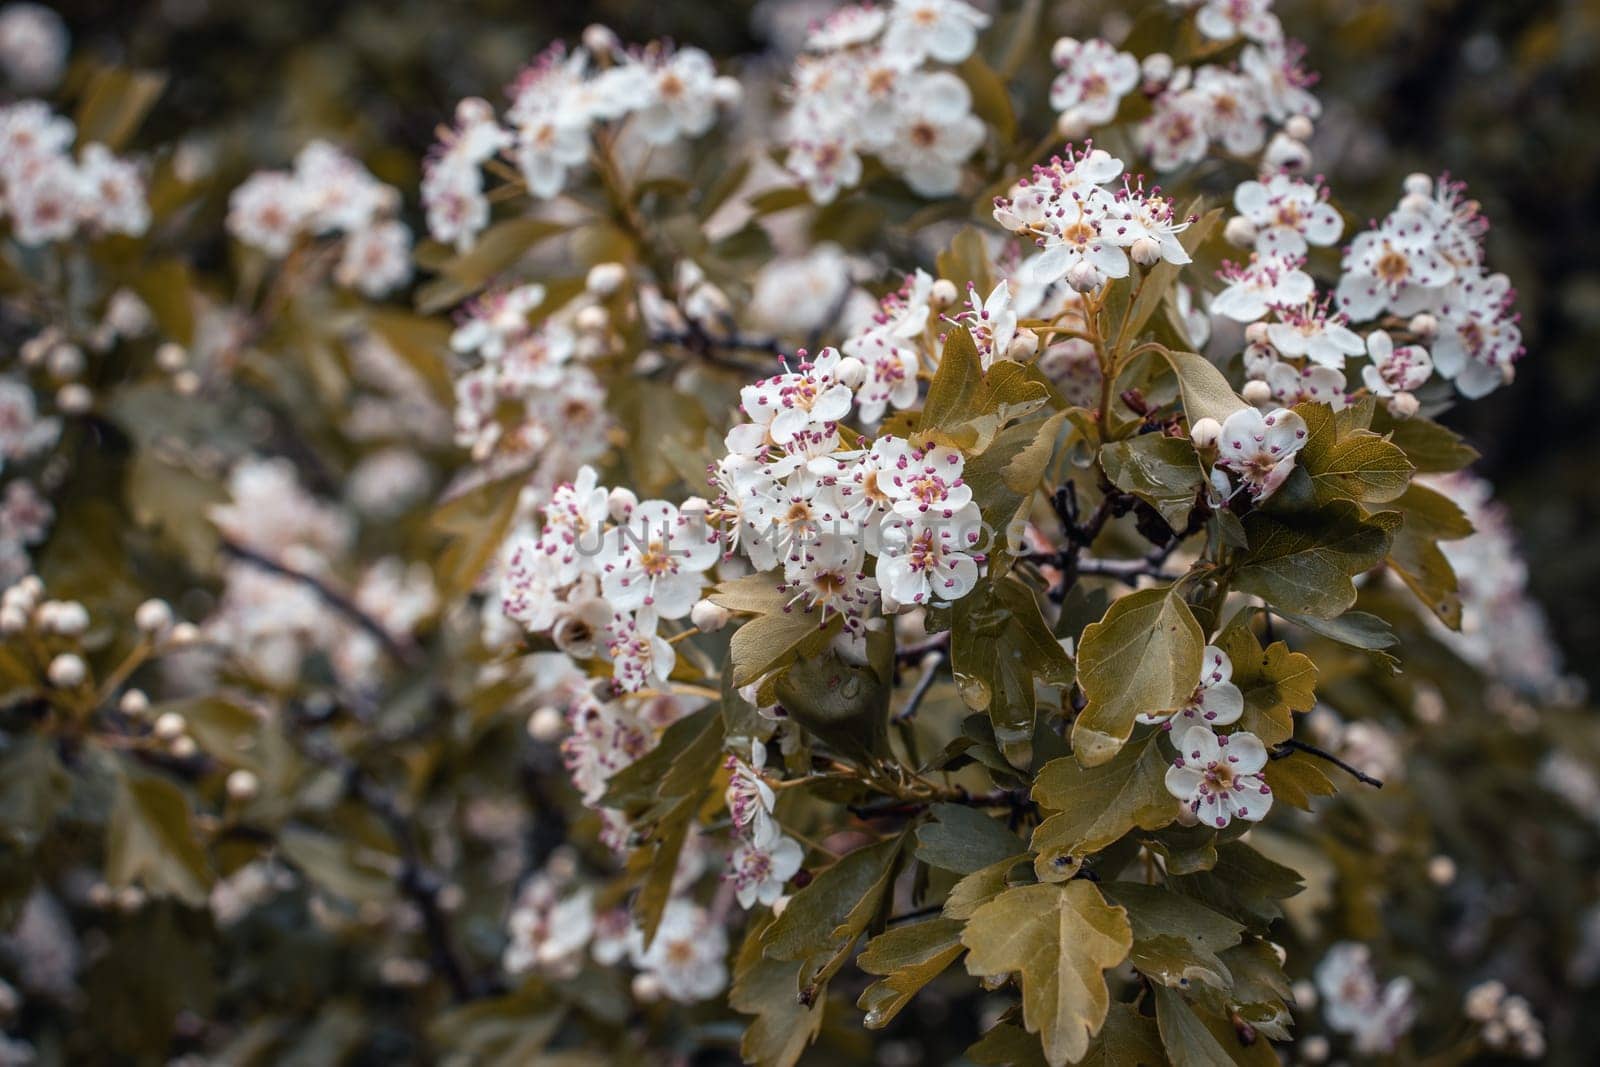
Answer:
1272, 738, 1385, 789
893, 651, 945, 724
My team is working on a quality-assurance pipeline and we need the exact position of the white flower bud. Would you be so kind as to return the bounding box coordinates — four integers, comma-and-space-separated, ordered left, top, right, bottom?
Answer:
1141, 52, 1173, 86
712, 75, 743, 107
1403, 172, 1434, 198
1223, 215, 1259, 247
1130, 236, 1162, 267
1244, 322, 1271, 344
631, 972, 663, 1003
47, 653, 86, 688
1427, 854, 1457, 886
117, 885, 147, 912
1055, 109, 1092, 142
154, 711, 187, 741
835, 355, 867, 389
1291, 979, 1317, 1009
607, 486, 638, 521
47, 343, 84, 381
691, 598, 731, 632
168, 621, 200, 646
0, 604, 27, 635
1188, 416, 1222, 449
1006, 328, 1040, 361
1465, 981, 1506, 1022
155, 342, 188, 372
527, 705, 566, 743
135, 598, 173, 635
1300, 1036, 1330, 1064
574, 305, 610, 333
170, 735, 198, 759
56, 383, 92, 413
19, 576, 43, 599
173, 370, 202, 396
1386, 391, 1420, 419
1263, 131, 1312, 174
50, 600, 89, 636
226, 769, 259, 802
582, 23, 620, 56
1284, 114, 1315, 142
1399, 192, 1433, 216
585, 261, 628, 297
1408, 312, 1438, 340
1241, 379, 1273, 406
679, 495, 710, 519
120, 689, 150, 716
1050, 37, 1080, 67
929, 278, 960, 310
1065, 259, 1102, 293
546, 845, 580, 882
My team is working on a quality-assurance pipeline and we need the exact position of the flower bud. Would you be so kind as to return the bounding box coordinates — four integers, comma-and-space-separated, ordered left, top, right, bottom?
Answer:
0, 604, 24, 635
607, 486, 638, 521
769, 893, 791, 917
170, 736, 198, 759
173, 370, 202, 396
1055, 109, 1091, 142
679, 495, 710, 519
1427, 854, 1457, 886
1263, 131, 1312, 174
1399, 192, 1432, 216
1223, 215, 1258, 247
1241, 379, 1273, 405
1408, 312, 1438, 340
1244, 322, 1271, 345
1141, 52, 1173, 87
1050, 37, 1080, 66
1292, 979, 1317, 1010
1130, 236, 1162, 267
1300, 1036, 1330, 1064
1403, 172, 1434, 198
585, 261, 628, 297
154, 712, 187, 741
691, 598, 731, 633
1284, 114, 1314, 141
120, 689, 150, 716
56, 383, 92, 414
1386, 391, 1420, 419
574, 304, 610, 333
1188, 416, 1222, 449
834, 355, 866, 389
117, 885, 147, 912
527, 705, 566, 743
1006, 328, 1040, 361
631, 973, 664, 1003
582, 23, 620, 56
155, 342, 188, 372
712, 75, 743, 107
226, 769, 259, 802
1065, 259, 1101, 293
47, 653, 86, 688
47, 343, 84, 381
929, 278, 960, 310
135, 598, 173, 635
50, 600, 89, 636
1465, 980, 1506, 1022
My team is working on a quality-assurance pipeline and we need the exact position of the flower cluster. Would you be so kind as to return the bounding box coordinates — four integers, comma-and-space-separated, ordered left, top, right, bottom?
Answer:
1311, 942, 1417, 1056
1464, 981, 1547, 1060
226, 141, 412, 297
0, 100, 148, 245
724, 740, 804, 909
423, 38, 737, 250
781, 0, 989, 201
993, 146, 1193, 293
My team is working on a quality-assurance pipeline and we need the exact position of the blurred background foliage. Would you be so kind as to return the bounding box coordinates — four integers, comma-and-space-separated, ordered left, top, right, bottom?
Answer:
45, 0, 1600, 691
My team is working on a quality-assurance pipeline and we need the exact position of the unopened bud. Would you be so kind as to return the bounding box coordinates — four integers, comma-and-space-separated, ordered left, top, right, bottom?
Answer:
1408, 312, 1438, 340
170, 735, 198, 759
56, 383, 92, 413
1141, 52, 1174, 86
1055, 109, 1091, 142
1263, 131, 1312, 174
226, 769, 260, 802
1189, 416, 1222, 449
0, 604, 24, 634
1386, 391, 1420, 419
1050, 37, 1079, 66
586, 263, 628, 301
607, 486, 638, 521
1241, 379, 1273, 405
47, 653, 86, 688
47, 343, 84, 381
1006, 328, 1040, 361
154, 711, 187, 741
835, 355, 866, 389
1403, 172, 1434, 198
1465, 980, 1506, 1022
1284, 114, 1314, 142
712, 75, 743, 107
582, 23, 620, 56
631, 972, 663, 1003
155, 342, 188, 372
691, 598, 731, 632
1065, 259, 1101, 293
135, 598, 172, 635
120, 689, 150, 716
168, 621, 200, 646
117, 885, 147, 912
1399, 192, 1432, 216
1427, 854, 1457, 886
527, 705, 566, 743
929, 278, 960, 310
47, 600, 89, 636
1130, 235, 1162, 267
1224, 215, 1259, 247
173, 370, 202, 396
1300, 1036, 1330, 1064
1244, 321, 1271, 344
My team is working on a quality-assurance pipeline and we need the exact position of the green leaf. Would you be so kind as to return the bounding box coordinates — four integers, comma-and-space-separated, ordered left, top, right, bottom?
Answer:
429, 990, 563, 1066
1211, 625, 1317, 748
1277, 609, 1397, 652
1032, 731, 1178, 862
431, 474, 524, 604
731, 917, 827, 1067
279, 826, 397, 904
1218, 940, 1295, 1042
1075, 1002, 1168, 1067
76, 66, 167, 151
915, 804, 1026, 874
1153, 984, 1277, 1066
1169, 842, 1303, 930
1386, 484, 1473, 628
1372, 411, 1479, 473
1142, 825, 1219, 876
1262, 756, 1336, 811
774, 629, 892, 763
1158, 349, 1245, 426
106, 767, 212, 906
959, 56, 1016, 142
1293, 403, 1414, 505
937, 226, 995, 298
764, 836, 906, 991
413, 217, 571, 312
1126, 206, 1222, 345
1101, 435, 1205, 531
1232, 503, 1400, 619
944, 854, 1024, 920
949, 575, 1075, 766
961, 881, 1134, 1067
968, 1020, 1051, 1067
857, 917, 966, 1028
0, 735, 69, 849
710, 573, 842, 687
1102, 882, 1244, 990
1072, 586, 1203, 766
922, 326, 985, 430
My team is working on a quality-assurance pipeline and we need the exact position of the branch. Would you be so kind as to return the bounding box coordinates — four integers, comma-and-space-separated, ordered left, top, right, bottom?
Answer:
219, 540, 420, 669
892, 651, 944, 724
1271, 738, 1385, 789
